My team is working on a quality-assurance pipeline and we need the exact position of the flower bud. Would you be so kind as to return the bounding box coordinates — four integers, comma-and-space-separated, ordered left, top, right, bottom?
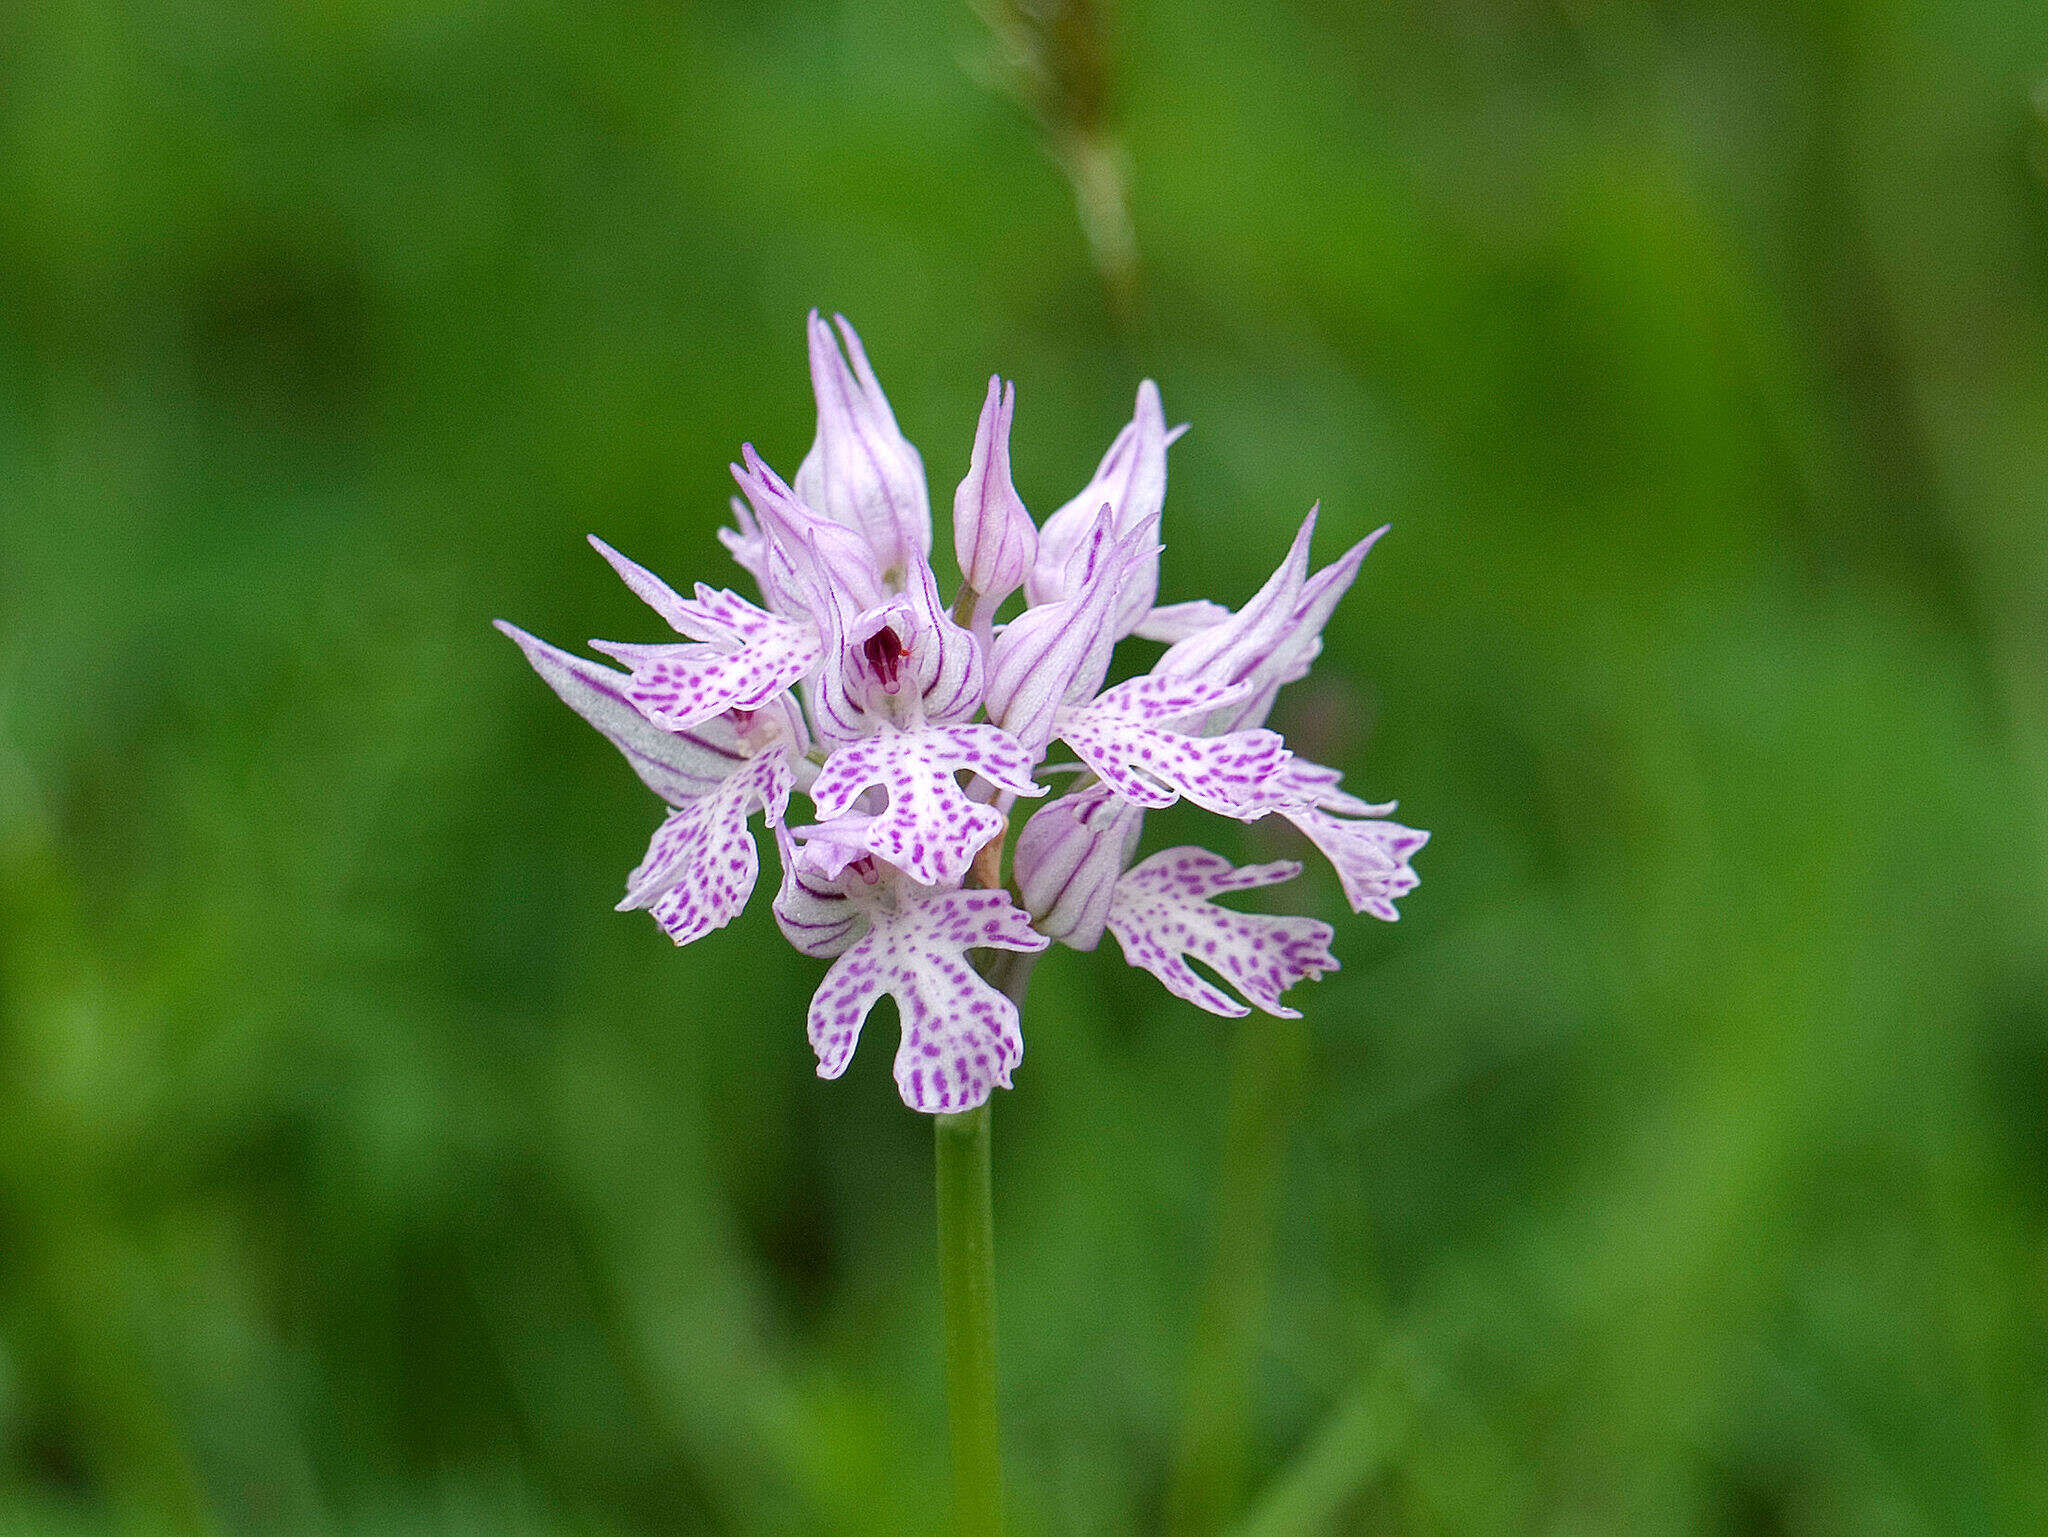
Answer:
1012, 785, 1143, 950
952, 376, 1037, 630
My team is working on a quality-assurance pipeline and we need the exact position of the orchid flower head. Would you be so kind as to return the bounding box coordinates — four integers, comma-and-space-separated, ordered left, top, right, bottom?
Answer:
500, 314, 1425, 1114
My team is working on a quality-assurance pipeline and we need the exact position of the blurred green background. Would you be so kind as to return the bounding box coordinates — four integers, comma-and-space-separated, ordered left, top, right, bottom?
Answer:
4, 0, 2048, 1532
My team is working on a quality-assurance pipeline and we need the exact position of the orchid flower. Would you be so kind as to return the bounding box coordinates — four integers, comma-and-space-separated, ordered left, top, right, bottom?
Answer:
499, 312, 1425, 1117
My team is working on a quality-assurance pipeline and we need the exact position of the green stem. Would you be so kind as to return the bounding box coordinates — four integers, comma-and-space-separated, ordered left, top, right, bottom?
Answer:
936, 1101, 1004, 1537
1165, 1013, 1309, 1537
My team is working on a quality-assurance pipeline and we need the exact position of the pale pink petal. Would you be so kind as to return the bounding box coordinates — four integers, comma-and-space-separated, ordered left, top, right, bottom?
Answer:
805, 887, 1047, 1112
1247, 758, 1427, 920
986, 510, 1156, 754
674, 585, 799, 645
587, 536, 696, 631
583, 537, 826, 731
731, 444, 888, 621
808, 724, 1044, 887
1269, 804, 1427, 920
1084, 674, 1256, 724
1132, 600, 1230, 643
1155, 512, 1315, 682
953, 376, 1037, 632
589, 537, 812, 650
784, 813, 877, 881
1060, 718, 1287, 814
1106, 848, 1337, 1017
718, 495, 771, 592
1157, 511, 1387, 733
896, 555, 985, 726
1256, 757, 1387, 818
1027, 381, 1176, 635
811, 553, 986, 742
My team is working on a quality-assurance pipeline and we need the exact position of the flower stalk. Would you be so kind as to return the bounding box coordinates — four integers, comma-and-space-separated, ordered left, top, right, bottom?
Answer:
936, 1100, 1004, 1537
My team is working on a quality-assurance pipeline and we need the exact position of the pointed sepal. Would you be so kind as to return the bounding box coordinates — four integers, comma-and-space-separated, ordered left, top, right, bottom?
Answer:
495, 621, 749, 805
952, 376, 1037, 632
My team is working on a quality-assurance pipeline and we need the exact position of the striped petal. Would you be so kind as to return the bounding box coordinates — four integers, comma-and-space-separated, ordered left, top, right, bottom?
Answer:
770, 825, 867, 958
952, 375, 1037, 634
1012, 783, 1144, 950
1132, 600, 1229, 643
1157, 511, 1387, 734
796, 311, 932, 577
1027, 380, 1180, 636
986, 509, 1155, 754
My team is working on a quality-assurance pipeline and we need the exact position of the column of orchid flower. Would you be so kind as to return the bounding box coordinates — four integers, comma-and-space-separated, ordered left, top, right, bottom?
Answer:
499, 313, 1425, 1534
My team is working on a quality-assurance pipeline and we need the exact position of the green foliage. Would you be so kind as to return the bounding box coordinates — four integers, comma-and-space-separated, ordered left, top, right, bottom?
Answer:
3, 0, 2046, 1532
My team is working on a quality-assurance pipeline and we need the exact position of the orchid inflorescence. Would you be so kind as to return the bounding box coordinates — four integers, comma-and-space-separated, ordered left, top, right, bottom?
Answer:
500, 314, 1425, 1115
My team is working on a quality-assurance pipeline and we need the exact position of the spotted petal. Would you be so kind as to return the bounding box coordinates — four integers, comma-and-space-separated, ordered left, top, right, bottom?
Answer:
620, 752, 794, 946
582, 538, 825, 731
1106, 849, 1337, 1018
1057, 676, 1287, 815
1267, 805, 1426, 920
806, 887, 1047, 1113
1250, 759, 1427, 920
809, 724, 1044, 887
594, 615, 822, 733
